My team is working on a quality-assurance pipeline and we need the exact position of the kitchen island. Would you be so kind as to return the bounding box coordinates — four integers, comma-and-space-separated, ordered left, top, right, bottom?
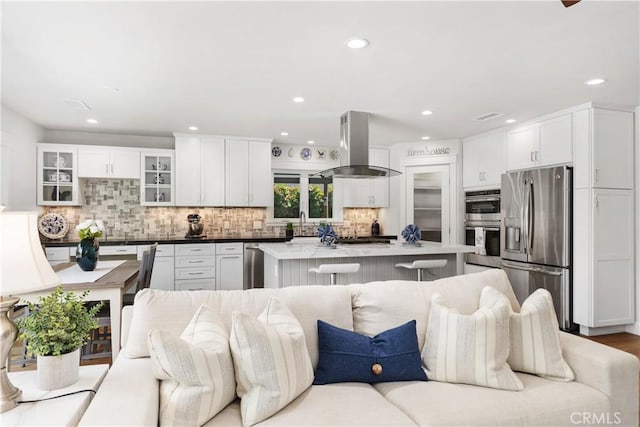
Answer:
259, 238, 476, 288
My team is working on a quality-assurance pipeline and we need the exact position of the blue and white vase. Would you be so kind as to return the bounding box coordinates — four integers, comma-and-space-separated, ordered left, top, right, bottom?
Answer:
318, 224, 337, 246
401, 224, 422, 244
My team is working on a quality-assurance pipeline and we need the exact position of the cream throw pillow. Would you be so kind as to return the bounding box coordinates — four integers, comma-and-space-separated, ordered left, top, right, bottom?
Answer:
148, 305, 236, 427
508, 288, 574, 381
423, 286, 523, 391
230, 297, 314, 427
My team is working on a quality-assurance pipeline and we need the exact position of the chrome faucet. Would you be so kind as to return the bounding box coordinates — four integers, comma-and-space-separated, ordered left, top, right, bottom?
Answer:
299, 211, 306, 236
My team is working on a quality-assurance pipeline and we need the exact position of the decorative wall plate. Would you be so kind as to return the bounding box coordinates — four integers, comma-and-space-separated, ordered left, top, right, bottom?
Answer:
300, 147, 312, 160
288, 147, 295, 157
38, 212, 69, 239
316, 149, 326, 159
329, 149, 339, 160
271, 146, 282, 157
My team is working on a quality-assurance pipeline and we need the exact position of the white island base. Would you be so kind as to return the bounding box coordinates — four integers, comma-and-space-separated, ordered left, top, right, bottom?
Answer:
259, 239, 476, 288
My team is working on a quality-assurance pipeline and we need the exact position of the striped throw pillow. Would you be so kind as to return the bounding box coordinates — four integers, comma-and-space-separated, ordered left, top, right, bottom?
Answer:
508, 288, 574, 381
230, 298, 314, 427
423, 286, 523, 391
148, 305, 236, 427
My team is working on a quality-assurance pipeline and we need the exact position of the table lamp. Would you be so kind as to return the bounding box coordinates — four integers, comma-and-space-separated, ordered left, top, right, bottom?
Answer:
0, 211, 61, 413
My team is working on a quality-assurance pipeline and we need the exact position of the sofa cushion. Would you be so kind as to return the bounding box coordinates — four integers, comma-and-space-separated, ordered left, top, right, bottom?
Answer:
314, 320, 427, 385
509, 289, 574, 381
230, 298, 314, 427
148, 305, 236, 427
125, 286, 354, 368
205, 383, 418, 427
422, 286, 523, 391
374, 373, 609, 426
349, 270, 520, 351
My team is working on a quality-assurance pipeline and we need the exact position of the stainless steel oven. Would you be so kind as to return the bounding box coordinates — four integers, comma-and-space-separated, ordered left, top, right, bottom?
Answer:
464, 190, 501, 268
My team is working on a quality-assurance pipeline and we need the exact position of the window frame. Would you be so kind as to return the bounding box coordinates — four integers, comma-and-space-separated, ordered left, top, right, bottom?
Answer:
267, 169, 343, 225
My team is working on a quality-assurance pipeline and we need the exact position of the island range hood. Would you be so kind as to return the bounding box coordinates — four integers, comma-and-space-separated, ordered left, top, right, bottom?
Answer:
313, 111, 401, 179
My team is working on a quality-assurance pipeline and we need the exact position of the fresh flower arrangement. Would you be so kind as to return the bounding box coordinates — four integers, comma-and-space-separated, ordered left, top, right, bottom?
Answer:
75, 219, 105, 240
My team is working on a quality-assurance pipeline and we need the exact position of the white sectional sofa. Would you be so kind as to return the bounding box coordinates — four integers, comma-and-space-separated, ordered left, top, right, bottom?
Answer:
79, 270, 639, 426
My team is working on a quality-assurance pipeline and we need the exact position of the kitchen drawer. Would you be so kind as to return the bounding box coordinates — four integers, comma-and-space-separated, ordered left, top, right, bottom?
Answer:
72, 245, 137, 256
45, 247, 70, 262
216, 242, 243, 255
175, 244, 215, 257
175, 266, 215, 281
175, 256, 214, 268
137, 244, 174, 259
174, 279, 215, 291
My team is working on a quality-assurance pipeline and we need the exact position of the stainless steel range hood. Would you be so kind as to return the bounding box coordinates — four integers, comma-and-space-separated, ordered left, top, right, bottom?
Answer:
313, 111, 401, 179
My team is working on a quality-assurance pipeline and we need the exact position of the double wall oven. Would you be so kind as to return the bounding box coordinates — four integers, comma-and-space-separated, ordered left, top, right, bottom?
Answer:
464, 189, 501, 268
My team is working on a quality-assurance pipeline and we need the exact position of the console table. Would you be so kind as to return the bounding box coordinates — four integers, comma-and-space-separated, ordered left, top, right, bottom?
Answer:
1, 364, 108, 426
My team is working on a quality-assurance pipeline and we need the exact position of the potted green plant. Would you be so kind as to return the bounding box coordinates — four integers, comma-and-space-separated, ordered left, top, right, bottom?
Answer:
16, 286, 103, 390
285, 222, 294, 240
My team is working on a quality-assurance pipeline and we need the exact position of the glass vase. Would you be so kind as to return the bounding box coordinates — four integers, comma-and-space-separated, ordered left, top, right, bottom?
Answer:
76, 238, 99, 271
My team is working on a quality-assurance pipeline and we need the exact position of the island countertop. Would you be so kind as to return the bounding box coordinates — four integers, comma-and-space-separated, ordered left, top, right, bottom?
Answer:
258, 238, 476, 260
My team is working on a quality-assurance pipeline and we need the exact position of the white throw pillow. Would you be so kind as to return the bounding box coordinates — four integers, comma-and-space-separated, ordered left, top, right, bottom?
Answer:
230, 297, 314, 427
148, 305, 236, 427
423, 286, 523, 391
508, 288, 574, 381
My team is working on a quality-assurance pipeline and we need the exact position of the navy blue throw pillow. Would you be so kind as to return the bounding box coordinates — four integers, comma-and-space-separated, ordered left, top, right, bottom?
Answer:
313, 320, 428, 385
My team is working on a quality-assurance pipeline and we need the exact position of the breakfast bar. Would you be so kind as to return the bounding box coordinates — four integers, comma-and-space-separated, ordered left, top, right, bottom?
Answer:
259, 239, 476, 288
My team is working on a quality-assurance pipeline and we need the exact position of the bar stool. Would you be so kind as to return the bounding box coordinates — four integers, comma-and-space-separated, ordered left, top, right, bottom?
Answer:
395, 259, 447, 281
309, 263, 360, 285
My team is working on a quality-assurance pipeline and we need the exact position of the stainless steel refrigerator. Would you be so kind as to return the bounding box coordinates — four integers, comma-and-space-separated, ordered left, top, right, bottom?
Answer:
500, 166, 574, 331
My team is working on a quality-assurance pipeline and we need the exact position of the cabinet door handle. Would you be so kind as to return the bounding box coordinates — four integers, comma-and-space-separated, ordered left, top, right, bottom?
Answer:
115, 249, 127, 252
188, 260, 204, 264
191, 248, 203, 252
220, 255, 240, 259
594, 195, 599, 208
224, 247, 236, 251
594, 169, 599, 184
188, 272, 204, 276
530, 151, 535, 162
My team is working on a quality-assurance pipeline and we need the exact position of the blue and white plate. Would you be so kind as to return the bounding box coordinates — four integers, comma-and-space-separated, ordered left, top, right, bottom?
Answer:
300, 147, 312, 160
272, 146, 282, 157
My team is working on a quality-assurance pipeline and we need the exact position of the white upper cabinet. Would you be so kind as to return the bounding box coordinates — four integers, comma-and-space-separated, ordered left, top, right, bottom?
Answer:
573, 107, 634, 190
140, 150, 175, 206
37, 144, 79, 206
462, 131, 505, 189
78, 147, 140, 179
506, 113, 572, 171
174, 134, 225, 206
225, 139, 272, 207
342, 148, 390, 207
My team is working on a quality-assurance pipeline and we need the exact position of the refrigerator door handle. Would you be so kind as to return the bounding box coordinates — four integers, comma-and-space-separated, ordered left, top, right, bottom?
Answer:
501, 262, 563, 276
527, 177, 534, 254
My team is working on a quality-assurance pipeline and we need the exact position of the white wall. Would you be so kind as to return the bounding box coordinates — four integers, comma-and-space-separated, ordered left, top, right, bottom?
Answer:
0, 105, 43, 210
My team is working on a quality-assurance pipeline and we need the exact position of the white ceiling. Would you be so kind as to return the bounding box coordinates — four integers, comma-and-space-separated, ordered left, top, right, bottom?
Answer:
2, 1, 638, 146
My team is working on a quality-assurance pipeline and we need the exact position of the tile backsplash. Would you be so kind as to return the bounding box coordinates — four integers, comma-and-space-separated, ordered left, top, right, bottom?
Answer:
41, 179, 380, 238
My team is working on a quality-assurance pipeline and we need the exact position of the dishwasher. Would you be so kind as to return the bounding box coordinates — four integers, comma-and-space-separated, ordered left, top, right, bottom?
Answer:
243, 243, 264, 289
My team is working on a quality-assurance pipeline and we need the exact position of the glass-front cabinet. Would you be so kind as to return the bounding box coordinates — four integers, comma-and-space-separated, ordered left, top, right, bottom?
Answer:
141, 151, 174, 206
37, 144, 79, 205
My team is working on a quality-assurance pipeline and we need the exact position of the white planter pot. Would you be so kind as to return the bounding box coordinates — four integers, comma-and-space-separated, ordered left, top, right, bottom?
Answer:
37, 348, 80, 390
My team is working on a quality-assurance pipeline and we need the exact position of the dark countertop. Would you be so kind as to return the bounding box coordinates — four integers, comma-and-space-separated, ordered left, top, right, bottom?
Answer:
41, 233, 289, 247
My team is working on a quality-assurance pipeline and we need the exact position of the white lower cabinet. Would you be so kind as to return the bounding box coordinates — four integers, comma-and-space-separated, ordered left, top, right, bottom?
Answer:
573, 188, 634, 332
138, 244, 175, 291
44, 246, 71, 266
174, 244, 216, 290
215, 243, 244, 290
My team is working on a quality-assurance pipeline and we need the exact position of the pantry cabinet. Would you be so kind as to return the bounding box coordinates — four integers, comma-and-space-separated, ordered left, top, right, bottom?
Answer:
573, 188, 634, 331
506, 114, 572, 171
174, 134, 225, 206
225, 139, 272, 206
37, 144, 79, 206
462, 131, 505, 189
573, 107, 634, 190
342, 148, 390, 207
78, 147, 139, 179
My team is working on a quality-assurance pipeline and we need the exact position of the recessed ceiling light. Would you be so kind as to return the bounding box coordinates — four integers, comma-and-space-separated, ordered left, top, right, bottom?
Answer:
345, 38, 369, 49
293, 97, 305, 103
505, 119, 517, 124
585, 78, 606, 86
86, 118, 98, 124
280, 132, 289, 136
307, 140, 315, 144
421, 110, 433, 116
188, 126, 198, 131
421, 136, 431, 140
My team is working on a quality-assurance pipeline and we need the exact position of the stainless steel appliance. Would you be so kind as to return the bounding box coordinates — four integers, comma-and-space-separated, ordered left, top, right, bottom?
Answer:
500, 166, 574, 331
464, 190, 501, 268
243, 243, 263, 289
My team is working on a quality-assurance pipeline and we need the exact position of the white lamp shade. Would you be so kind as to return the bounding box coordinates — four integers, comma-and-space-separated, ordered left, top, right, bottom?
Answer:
0, 211, 61, 296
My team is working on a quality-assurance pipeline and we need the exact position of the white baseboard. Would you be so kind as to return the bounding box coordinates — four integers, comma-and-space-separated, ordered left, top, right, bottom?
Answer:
579, 324, 628, 336
624, 322, 640, 335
